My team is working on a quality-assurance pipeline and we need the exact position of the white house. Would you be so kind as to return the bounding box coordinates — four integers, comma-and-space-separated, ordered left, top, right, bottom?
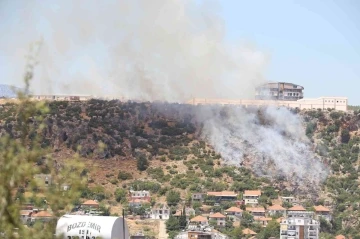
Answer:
130, 190, 151, 199
267, 204, 286, 217
189, 215, 209, 228
209, 212, 226, 227
243, 190, 261, 205
224, 207, 243, 220
246, 207, 266, 219
192, 193, 205, 202
150, 204, 170, 220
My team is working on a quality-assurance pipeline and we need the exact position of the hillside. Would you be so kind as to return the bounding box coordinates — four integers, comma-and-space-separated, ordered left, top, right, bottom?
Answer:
1, 100, 359, 238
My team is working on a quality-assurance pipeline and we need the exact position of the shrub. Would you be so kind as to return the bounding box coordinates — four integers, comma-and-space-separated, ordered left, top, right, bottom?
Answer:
137, 154, 149, 171
330, 111, 342, 120
341, 129, 350, 143
114, 188, 128, 203
166, 190, 181, 206
118, 171, 133, 180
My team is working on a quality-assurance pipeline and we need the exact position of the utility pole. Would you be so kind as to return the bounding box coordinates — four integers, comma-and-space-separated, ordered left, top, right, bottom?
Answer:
122, 208, 126, 239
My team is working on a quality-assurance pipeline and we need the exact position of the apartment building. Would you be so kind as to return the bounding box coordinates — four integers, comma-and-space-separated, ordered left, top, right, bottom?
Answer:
255, 82, 304, 101
280, 211, 319, 239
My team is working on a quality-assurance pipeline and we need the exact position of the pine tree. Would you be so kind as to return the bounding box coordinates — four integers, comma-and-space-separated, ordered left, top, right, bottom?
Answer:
136, 153, 149, 171
179, 205, 187, 229
166, 214, 180, 232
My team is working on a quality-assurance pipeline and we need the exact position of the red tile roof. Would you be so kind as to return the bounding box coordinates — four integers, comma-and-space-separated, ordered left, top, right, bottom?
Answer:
314, 205, 330, 212
190, 215, 208, 222
268, 204, 286, 211
20, 210, 32, 216
246, 207, 265, 213
82, 200, 99, 205
225, 207, 243, 213
207, 191, 237, 197
242, 228, 257, 235
244, 190, 262, 196
32, 211, 52, 217
255, 217, 272, 221
335, 235, 346, 239
209, 212, 226, 218
288, 205, 306, 211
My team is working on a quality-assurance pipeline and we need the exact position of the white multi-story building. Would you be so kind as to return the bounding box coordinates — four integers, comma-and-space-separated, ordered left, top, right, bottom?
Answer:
150, 204, 170, 220
255, 82, 304, 101
280, 211, 320, 239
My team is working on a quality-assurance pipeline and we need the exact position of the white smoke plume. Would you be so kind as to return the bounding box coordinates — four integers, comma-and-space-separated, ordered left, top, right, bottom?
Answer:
196, 105, 329, 189
1, 0, 268, 101
1, 0, 328, 188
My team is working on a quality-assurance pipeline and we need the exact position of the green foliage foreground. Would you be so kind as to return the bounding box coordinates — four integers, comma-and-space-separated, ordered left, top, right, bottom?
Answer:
0, 43, 85, 239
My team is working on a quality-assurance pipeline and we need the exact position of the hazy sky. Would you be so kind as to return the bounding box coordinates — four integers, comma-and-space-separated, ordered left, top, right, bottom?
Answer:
220, 0, 360, 105
0, 0, 359, 104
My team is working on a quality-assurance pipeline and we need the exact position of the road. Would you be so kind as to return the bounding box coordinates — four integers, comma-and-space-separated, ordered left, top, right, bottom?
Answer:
158, 220, 169, 239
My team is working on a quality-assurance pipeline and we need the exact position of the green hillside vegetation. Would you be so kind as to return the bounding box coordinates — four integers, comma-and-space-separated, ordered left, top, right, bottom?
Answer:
1, 100, 359, 238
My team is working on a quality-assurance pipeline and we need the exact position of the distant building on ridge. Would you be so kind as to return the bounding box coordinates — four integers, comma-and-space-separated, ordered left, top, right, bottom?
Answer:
255, 82, 304, 101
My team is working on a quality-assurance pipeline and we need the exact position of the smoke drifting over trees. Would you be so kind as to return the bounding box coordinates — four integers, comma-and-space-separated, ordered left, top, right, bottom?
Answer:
197, 106, 329, 189
1, 0, 268, 101
1, 0, 328, 188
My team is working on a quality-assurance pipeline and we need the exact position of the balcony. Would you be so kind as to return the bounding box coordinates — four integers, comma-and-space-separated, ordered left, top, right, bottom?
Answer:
287, 226, 296, 231
287, 231, 296, 237
280, 231, 287, 235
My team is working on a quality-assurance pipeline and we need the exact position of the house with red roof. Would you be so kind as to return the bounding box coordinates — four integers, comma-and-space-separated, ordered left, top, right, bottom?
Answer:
128, 198, 150, 209
335, 235, 346, 239
267, 204, 286, 217
242, 228, 257, 236
288, 205, 306, 211
246, 207, 266, 218
81, 199, 99, 209
224, 206, 243, 219
206, 191, 238, 202
209, 212, 226, 227
255, 217, 273, 227
189, 215, 209, 227
129, 189, 151, 202
314, 205, 331, 221
243, 190, 262, 205
31, 210, 53, 222
20, 210, 32, 224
